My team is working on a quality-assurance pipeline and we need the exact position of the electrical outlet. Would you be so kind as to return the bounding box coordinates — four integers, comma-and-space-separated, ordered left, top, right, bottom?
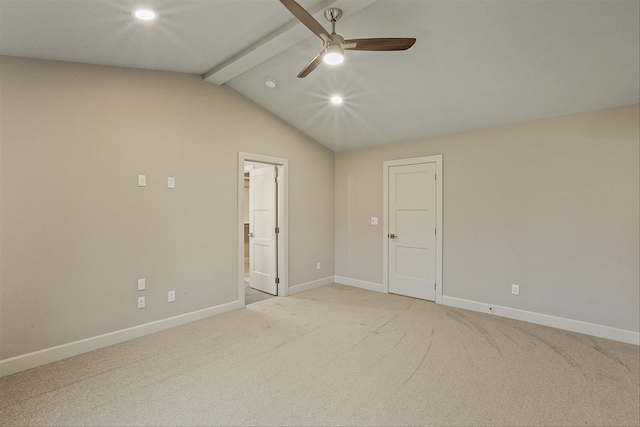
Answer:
168, 177, 175, 189
316, 262, 321, 270
168, 290, 175, 303
512, 284, 520, 295
137, 175, 146, 187
137, 278, 146, 291
137, 296, 145, 309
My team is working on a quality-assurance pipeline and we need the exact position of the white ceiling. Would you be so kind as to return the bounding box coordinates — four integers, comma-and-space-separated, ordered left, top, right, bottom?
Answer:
1, 0, 638, 152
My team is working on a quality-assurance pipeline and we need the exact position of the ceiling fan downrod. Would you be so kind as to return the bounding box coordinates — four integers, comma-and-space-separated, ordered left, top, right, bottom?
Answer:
324, 8, 342, 34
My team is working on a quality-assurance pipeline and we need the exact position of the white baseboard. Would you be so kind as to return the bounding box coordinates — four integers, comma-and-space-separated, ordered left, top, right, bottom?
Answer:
442, 296, 639, 346
0, 300, 243, 377
334, 276, 386, 293
5, 288, 635, 378
332, 276, 638, 346
289, 276, 334, 295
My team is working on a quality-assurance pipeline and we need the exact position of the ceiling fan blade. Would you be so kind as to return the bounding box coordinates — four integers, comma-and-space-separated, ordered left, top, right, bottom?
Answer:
280, 0, 332, 43
343, 38, 416, 51
297, 51, 324, 78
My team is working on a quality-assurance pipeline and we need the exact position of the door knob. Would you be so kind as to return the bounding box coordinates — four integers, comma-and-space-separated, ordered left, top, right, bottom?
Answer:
389, 234, 398, 239
248, 233, 254, 238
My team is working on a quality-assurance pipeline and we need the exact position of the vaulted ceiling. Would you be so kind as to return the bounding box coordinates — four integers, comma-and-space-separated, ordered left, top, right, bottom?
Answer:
1, 0, 638, 151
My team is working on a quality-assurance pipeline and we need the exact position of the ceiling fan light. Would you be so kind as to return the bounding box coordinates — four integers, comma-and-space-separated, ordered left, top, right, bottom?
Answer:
323, 45, 344, 65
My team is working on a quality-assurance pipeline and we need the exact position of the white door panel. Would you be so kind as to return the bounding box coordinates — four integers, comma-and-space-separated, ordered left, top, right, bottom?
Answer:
249, 166, 277, 296
397, 211, 431, 241
389, 163, 436, 301
396, 247, 430, 279
396, 173, 433, 209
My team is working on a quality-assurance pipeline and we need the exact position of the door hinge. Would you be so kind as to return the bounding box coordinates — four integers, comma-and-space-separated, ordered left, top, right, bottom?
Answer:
275, 277, 280, 284
275, 176, 280, 183
435, 228, 437, 235
435, 174, 437, 181
434, 283, 436, 290
275, 227, 280, 234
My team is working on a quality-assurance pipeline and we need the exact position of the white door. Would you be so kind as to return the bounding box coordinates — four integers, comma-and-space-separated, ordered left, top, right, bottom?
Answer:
249, 165, 278, 295
388, 163, 437, 300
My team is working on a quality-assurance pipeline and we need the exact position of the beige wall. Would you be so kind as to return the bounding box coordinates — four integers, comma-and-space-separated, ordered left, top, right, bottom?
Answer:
335, 104, 639, 333
1, 54, 637, 363
0, 56, 335, 360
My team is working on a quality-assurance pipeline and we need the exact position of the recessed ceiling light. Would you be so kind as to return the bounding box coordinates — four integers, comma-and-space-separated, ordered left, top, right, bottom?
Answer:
264, 77, 278, 89
133, 9, 157, 21
330, 95, 343, 105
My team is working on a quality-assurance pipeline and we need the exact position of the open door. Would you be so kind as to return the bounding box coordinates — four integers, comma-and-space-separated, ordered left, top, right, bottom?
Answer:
249, 165, 278, 295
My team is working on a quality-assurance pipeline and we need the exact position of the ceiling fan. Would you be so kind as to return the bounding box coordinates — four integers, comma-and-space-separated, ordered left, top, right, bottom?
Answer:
280, 0, 416, 78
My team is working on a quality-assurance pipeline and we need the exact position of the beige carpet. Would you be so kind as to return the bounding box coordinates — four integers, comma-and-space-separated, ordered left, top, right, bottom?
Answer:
1, 284, 638, 426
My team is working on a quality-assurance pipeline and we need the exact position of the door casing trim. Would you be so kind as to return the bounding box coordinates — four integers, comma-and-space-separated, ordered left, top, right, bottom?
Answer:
238, 152, 289, 304
383, 155, 443, 304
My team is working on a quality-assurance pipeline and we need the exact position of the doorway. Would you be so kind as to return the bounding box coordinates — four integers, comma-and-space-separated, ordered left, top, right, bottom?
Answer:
238, 152, 289, 306
383, 155, 443, 303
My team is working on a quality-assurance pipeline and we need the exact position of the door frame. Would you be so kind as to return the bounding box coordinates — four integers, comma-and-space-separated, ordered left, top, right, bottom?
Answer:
382, 155, 443, 304
238, 152, 289, 304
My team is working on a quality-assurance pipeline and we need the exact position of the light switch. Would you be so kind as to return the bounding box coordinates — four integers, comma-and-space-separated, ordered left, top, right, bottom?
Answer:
138, 175, 146, 187
137, 278, 146, 291
168, 177, 175, 189
371, 217, 378, 225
